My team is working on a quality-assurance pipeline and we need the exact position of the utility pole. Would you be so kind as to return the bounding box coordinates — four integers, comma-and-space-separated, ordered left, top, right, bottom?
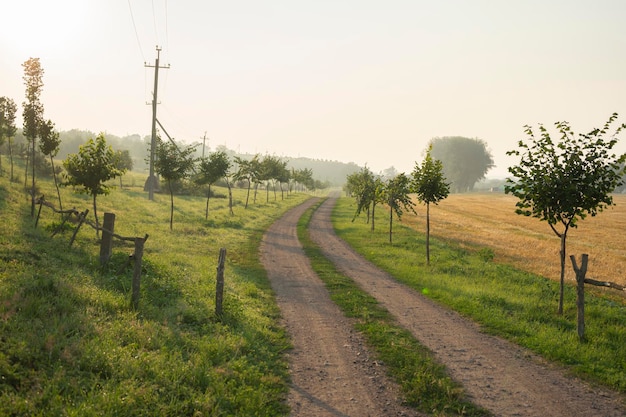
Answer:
145, 46, 170, 200
201, 131, 208, 159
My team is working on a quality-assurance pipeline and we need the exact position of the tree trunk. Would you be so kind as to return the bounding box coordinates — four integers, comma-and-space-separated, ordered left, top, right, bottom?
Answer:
205, 184, 211, 219
558, 232, 567, 315
50, 155, 63, 211
570, 254, 588, 342
9, 137, 14, 181
389, 205, 393, 244
245, 180, 251, 209
371, 203, 375, 231
93, 193, 100, 238
169, 181, 174, 231
426, 202, 431, 265
31, 137, 36, 217
227, 179, 234, 215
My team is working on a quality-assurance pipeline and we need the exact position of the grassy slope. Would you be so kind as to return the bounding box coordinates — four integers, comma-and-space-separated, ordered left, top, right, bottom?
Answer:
0, 172, 310, 416
332, 197, 626, 393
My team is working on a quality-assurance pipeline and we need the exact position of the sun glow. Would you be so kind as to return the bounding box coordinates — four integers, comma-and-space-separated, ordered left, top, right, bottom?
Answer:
2, 1, 91, 59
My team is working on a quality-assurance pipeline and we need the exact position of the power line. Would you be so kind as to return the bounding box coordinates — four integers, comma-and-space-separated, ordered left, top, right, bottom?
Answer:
127, 0, 145, 61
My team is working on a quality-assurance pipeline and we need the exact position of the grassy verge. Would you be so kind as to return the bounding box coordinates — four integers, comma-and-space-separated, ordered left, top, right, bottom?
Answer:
297, 200, 491, 416
0, 173, 310, 416
332, 197, 626, 393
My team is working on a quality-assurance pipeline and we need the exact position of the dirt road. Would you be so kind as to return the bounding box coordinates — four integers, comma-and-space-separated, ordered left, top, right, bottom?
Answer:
261, 197, 626, 416
261, 198, 420, 417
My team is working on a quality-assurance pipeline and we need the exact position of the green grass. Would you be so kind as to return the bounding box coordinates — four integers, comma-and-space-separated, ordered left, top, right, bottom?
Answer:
0, 171, 310, 416
333, 197, 626, 392
297, 200, 491, 416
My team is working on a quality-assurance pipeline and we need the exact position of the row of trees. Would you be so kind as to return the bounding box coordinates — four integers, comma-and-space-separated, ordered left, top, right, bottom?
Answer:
345, 145, 449, 264
347, 114, 626, 320
1, 57, 325, 233
151, 137, 321, 229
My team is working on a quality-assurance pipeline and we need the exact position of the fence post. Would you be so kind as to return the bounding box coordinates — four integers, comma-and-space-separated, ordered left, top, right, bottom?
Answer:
100, 212, 115, 265
35, 195, 44, 228
215, 248, 226, 317
570, 254, 588, 342
131, 236, 145, 310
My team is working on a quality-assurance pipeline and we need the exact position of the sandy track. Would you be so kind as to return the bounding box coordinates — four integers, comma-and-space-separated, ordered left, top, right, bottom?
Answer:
307, 197, 625, 417
260, 198, 420, 417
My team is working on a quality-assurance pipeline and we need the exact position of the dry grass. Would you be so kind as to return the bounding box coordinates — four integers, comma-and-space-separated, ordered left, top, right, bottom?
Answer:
402, 193, 626, 287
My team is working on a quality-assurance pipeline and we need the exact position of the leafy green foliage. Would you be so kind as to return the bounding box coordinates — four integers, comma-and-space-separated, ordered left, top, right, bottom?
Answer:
430, 137, 494, 192
154, 138, 197, 230
345, 166, 381, 228
63, 133, 124, 232
411, 145, 450, 263
22, 57, 45, 215
505, 113, 626, 313
196, 150, 231, 218
383, 173, 415, 243
39, 119, 63, 209
0, 97, 18, 170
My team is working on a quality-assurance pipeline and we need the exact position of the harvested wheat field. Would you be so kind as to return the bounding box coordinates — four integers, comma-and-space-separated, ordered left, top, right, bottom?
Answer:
404, 193, 626, 288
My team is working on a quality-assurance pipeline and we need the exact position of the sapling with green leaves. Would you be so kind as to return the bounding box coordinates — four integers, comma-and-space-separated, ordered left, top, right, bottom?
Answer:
63, 133, 125, 237
384, 172, 416, 244
154, 138, 197, 230
411, 145, 450, 264
196, 150, 231, 219
505, 113, 626, 314
39, 119, 63, 209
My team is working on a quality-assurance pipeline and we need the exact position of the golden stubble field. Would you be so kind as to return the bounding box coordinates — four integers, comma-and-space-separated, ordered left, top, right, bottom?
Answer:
402, 193, 626, 287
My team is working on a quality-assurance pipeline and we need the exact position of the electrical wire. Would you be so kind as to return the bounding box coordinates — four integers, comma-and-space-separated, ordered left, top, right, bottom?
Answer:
152, 0, 160, 46
127, 0, 145, 62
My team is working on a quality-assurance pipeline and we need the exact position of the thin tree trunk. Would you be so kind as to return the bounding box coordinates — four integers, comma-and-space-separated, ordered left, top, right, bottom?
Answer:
558, 232, 567, 315
93, 193, 100, 238
9, 137, 14, 181
31, 138, 35, 217
205, 184, 211, 219
169, 181, 174, 231
371, 203, 375, 231
24, 143, 29, 187
426, 202, 431, 265
227, 179, 234, 215
245, 180, 251, 208
50, 155, 62, 211
389, 205, 393, 243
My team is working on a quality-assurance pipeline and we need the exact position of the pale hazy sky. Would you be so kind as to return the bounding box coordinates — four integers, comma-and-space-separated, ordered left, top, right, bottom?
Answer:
2, 0, 626, 178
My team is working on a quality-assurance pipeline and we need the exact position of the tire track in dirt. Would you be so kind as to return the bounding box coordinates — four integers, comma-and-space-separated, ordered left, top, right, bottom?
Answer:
260, 198, 420, 417
308, 197, 625, 417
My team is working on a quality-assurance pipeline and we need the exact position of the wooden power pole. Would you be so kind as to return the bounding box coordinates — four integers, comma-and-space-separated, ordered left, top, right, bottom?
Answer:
145, 46, 169, 200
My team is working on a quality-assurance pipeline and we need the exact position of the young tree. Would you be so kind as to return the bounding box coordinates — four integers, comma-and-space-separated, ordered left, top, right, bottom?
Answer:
63, 133, 125, 237
22, 57, 45, 216
505, 113, 626, 314
383, 173, 416, 244
196, 150, 231, 219
38, 119, 63, 209
411, 145, 450, 264
0, 97, 18, 178
154, 138, 196, 230
346, 166, 375, 225
233, 154, 259, 209
114, 149, 134, 188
